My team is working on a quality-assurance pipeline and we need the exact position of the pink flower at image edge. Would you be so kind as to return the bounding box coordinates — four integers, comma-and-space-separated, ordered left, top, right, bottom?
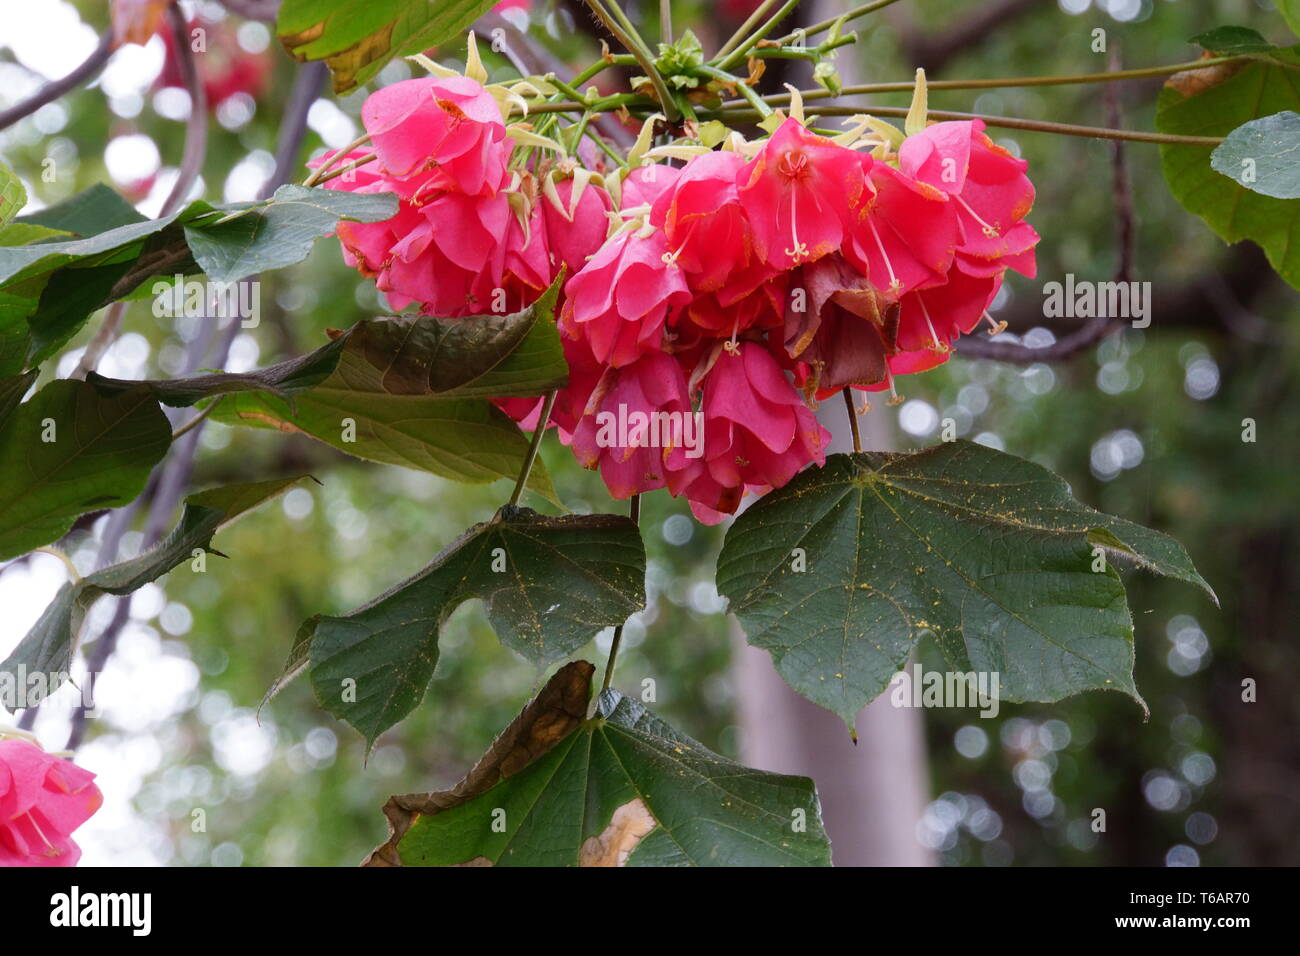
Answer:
0, 740, 101, 867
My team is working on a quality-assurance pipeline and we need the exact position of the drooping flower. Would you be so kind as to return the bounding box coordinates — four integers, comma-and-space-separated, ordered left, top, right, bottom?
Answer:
568, 351, 702, 498
898, 119, 1038, 278
0, 739, 102, 867
893, 270, 1003, 371
620, 162, 682, 209
541, 174, 614, 276
737, 118, 873, 270
843, 163, 959, 300
650, 149, 752, 292
361, 76, 509, 198
559, 228, 692, 367
683, 341, 829, 522
784, 254, 896, 394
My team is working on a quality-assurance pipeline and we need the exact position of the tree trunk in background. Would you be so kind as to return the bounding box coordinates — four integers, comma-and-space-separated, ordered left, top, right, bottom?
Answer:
731, 0, 932, 864
731, 407, 934, 865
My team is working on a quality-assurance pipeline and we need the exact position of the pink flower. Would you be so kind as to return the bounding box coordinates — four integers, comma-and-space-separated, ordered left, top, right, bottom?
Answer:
541, 176, 613, 276
361, 76, 509, 198
620, 163, 682, 209
895, 270, 1002, 363
844, 164, 958, 299
898, 119, 1038, 278
568, 352, 701, 498
784, 254, 894, 394
650, 150, 752, 292
683, 341, 829, 522
559, 228, 692, 367
0, 740, 101, 867
737, 118, 873, 270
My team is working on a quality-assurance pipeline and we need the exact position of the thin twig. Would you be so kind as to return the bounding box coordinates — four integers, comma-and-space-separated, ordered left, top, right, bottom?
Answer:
159, 4, 209, 218
842, 387, 862, 453
0, 30, 113, 132
956, 50, 1136, 364
584, 0, 681, 121
601, 493, 641, 694
508, 391, 557, 508
777, 0, 905, 44
709, 103, 1224, 145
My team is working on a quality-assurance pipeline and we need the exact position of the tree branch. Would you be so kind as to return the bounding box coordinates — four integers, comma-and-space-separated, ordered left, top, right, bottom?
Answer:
0, 30, 114, 132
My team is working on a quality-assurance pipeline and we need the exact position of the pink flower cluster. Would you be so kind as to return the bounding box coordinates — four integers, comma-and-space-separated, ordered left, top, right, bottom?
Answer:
1, 739, 101, 867
324, 77, 1038, 522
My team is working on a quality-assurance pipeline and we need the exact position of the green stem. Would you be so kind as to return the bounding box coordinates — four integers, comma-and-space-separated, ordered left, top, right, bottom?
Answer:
715, 0, 801, 72
709, 103, 1224, 145
171, 398, 222, 440
585, 0, 681, 121
583, 121, 631, 167
601, 493, 641, 694
660, 0, 672, 44
748, 34, 858, 61
716, 0, 782, 60
508, 391, 557, 508
725, 55, 1248, 105
545, 73, 593, 104
692, 65, 773, 117
778, 0, 906, 44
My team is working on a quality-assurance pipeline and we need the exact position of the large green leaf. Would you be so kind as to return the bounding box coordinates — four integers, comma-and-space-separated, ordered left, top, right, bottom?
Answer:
365, 661, 831, 867
16, 183, 145, 236
278, 0, 499, 93
0, 477, 311, 698
182, 186, 398, 283
1156, 42, 1300, 288
1211, 111, 1300, 199
287, 506, 645, 747
716, 443, 1214, 729
0, 379, 171, 561
0, 161, 25, 229
211, 281, 567, 499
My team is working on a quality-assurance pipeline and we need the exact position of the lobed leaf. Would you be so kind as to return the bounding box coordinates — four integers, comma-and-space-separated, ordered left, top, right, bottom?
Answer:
365, 661, 832, 867
716, 443, 1213, 729
288, 507, 645, 748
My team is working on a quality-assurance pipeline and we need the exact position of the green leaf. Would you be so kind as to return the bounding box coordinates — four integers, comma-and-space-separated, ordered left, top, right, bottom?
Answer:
182, 185, 398, 284
293, 507, 645, 747
210, 284, 568, 499
1211, 111, 1300, 198
278, 0, 499, 93
0, 161, 26, 229
3, 184, 395, 370
1156, 47, 1300, 288
1281, 2, 1300, 38
0, 379, 171, 561
0, 223, 70, 247
0, 370, 36, 430
0, 477, 311, 696
16, 183, 145, 236
88, 331, 350, 407
365, 661, 831, 867
1191, 26, 1277, 57
716, 444, 1213, 729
